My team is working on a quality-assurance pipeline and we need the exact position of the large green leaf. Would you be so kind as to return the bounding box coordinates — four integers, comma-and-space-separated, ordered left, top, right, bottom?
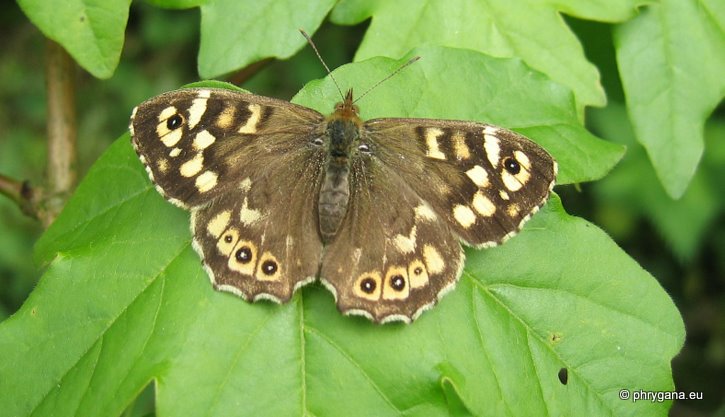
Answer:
17, 0, 131, 79
331, 0, 644, 109
1, 54, 683, 417
614, 0, 725, 198
198, 0, 337, 78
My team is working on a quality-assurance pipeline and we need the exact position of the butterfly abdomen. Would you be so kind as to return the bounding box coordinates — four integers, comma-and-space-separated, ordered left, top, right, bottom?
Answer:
318, 116, 360, 243
318, 163, 350, 243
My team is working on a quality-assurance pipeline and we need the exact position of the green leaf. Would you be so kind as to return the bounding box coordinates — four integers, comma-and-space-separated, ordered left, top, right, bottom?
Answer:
294, 47, 623, 185
548, 0, 648, 21
2, 56, 683, 416
614, 0, 725, 198
330, 0, 640, 109
17, 0, 131, 79
145, 0, 208, 9
198, 0, 337, 78
589, 104, 723, 262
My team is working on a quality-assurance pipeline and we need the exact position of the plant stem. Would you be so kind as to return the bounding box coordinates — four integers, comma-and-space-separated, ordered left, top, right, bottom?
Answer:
44, 39, 77, 226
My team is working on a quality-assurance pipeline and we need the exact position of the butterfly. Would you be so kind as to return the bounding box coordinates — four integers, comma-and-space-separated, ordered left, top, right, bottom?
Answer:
129, 79, 557, 324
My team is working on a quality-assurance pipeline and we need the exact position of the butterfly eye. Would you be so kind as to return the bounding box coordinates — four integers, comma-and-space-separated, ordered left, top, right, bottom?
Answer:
503, 157, 521, 175
358, 143, 371, 153
311, 137, 324, 146
167, 114, 184, 130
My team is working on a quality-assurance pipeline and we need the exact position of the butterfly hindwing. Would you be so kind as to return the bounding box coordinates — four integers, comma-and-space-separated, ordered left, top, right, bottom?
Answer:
190, 148, 325, 302
319, 156, 464, 323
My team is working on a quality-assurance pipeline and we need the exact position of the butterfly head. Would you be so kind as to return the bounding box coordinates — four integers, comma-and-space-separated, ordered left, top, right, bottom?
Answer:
332, 89, 360, 120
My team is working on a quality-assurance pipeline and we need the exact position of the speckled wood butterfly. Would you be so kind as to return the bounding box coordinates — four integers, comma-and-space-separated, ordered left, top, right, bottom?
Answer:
130, 64, 556, 324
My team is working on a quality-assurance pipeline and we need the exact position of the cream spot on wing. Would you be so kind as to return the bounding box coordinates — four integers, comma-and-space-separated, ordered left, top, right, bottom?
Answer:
483, 125, 499, 135
217, 227, 239, 256
216, 106, 236, 128
452, 131, 470, 160
484, 133, 500, 166
354, 271, 382, 301
193, 130, 216, 150
256, 252, 281, 281
408, 260, 429, 288
466, 165, 489, 188
453, 204, 476, 228
503, 170, 526, 191
158, 106, 177, 121
169, 147, 182, 158
197, 89, 211, 98
507, 203, 520, 217
156, 158, 169, 174
383, 266, 409, 300
239, 178, 252, 192
472, 192, 496, 217
238, 103, 262, 134
207, 210, 232, 238
514, 150, 531, 169
423, 245, 445, 275
414, 203, 437, 221
195, 171, 218, 192
180, 153, 204, 177
352, 248, 363, 264
500, 190, 510, 200
187, 98, 208, 129
239, 197, 262, 225
228, 239, 257, 275
502, 154, 532, 191
425, 128, 446, 160
160, 128, 183, 148
392, 226, 417, 254
155, 106, 183, 146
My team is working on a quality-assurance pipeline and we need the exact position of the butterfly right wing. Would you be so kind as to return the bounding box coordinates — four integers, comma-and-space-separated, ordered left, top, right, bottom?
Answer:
131, 88, 328, 302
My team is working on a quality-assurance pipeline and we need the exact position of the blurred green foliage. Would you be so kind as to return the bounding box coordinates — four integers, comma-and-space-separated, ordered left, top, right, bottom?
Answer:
0, 1, 722, 416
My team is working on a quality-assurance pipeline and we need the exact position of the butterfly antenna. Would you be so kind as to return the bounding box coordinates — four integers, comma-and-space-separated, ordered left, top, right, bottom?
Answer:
299, 29, 344, 101
353, 56, 421, 104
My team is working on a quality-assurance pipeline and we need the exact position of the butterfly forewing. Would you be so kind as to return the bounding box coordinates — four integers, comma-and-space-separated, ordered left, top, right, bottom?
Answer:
364, 119, 557, 248
130, 88, 325, 209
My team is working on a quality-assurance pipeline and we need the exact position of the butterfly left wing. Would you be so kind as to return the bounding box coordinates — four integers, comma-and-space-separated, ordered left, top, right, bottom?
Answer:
363, 118, 557, 248
131, 88, 329, 302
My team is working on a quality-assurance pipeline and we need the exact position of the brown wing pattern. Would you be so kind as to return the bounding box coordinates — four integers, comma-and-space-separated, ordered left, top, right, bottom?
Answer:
364, 119, 557, 248
319, 154, 464, 323
131, 88, 327, 301
130, 88, 326, 209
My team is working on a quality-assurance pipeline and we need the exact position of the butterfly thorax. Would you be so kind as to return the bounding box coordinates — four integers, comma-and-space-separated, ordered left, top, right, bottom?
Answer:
318, 89, 363, 243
